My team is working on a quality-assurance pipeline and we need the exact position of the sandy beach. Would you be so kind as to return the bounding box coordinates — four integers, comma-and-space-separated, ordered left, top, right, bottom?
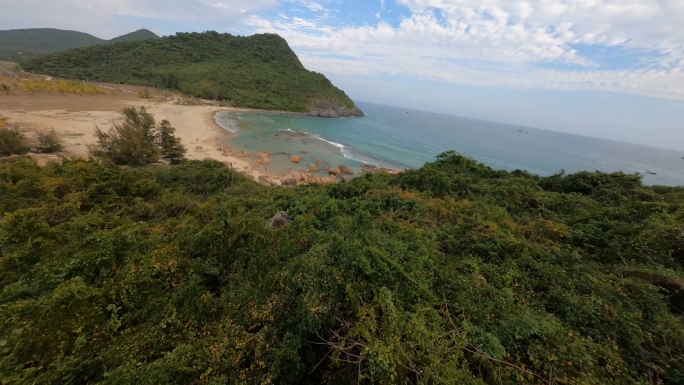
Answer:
0, 84, 287, 182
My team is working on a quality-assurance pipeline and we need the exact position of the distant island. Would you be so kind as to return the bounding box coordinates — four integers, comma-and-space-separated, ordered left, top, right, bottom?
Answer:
21, 31, 364, 117
0, 28, 159, 62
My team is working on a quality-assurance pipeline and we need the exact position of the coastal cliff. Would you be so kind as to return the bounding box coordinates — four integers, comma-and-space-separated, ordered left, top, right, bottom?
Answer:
307, 99, 364, 118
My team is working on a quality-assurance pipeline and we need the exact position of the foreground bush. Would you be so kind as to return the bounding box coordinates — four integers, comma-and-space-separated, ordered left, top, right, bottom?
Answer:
0, 127, 30, 156
0, 153, 682, 384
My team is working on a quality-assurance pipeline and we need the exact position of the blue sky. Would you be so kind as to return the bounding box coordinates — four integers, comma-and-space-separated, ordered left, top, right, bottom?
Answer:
2, 0, 684, 150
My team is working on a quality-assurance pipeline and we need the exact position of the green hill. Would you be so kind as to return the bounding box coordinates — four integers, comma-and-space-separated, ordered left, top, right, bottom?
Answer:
107, 29, 159, 44
0, 152, 683, 384
0, 28, 159, 62
21, 32, 363, 116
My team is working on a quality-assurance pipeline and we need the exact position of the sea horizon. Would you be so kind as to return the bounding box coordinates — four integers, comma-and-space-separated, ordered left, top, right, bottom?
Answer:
216, 102, 684, 186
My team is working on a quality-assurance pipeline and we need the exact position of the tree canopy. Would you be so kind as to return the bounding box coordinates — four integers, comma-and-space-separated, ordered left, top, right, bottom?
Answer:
0, 152, 682, 384
21, 32, 356, 112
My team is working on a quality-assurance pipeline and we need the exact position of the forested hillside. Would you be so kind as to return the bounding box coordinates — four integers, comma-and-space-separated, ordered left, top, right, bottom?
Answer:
0, 28, 159, 62
1, 152, 682, 384
21, 32, 361, 114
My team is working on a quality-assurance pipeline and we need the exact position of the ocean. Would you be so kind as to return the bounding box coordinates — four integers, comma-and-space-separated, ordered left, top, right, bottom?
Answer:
215, 102, 684, 186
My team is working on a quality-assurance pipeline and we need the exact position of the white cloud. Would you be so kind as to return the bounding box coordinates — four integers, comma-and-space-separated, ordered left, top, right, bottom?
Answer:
305, 2, 325, 12
244, 0, 684, 100
2, 0, 684, 100
0, 0, 279, 38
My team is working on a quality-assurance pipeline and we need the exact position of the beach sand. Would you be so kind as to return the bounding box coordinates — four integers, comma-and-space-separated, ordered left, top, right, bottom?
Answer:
0, 86, 281, 182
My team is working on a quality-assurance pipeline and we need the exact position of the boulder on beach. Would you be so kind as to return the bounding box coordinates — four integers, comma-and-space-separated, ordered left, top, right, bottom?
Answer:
338, 165, 354, 175
309, 163, 320, 172
195, 146, 204, 151
281, 177, 298, 187
314, 177, 336, 185
221, 145, 232, 155
264, 151, 272, 155
259, 158, 272, 165
257, 175, 279, 186
360, 169, 372, 175
327, 168, 341, 176
301, 150, 308, 154
255, 152, 270, 159
314, 157, 323, 165
288, 155, 303, 163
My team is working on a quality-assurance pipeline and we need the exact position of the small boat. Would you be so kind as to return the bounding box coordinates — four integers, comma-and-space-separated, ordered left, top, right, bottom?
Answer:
646, 171, 657, 175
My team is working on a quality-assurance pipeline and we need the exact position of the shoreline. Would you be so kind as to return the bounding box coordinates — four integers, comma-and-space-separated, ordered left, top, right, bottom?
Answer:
0, 86, 392, 185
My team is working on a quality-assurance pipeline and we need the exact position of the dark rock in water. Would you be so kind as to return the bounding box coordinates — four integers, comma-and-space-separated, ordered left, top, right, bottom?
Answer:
268, 211, 291, 228
306, 99, 364, 118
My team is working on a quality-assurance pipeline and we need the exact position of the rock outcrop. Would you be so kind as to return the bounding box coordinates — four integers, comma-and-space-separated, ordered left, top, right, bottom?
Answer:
338, 165, 354, 175
258, 175, 279, 186
309, 163, 320, 172
267, 211, 291, 228
288, 155, 302, 163
281, 177, 298, 187
306, 99, 364, 118
327, 168, 341, 176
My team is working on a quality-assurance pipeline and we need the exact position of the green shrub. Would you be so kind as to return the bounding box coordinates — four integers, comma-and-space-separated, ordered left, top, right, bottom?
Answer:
0, 126, 30, 156
89, 107, 185, 166
0, 153, 683, 384
35, 128, 64, 153
137, 89, 151, 99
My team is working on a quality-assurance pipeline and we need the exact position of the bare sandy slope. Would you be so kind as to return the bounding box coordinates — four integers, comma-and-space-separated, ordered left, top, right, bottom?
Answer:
0, 88, 275, 180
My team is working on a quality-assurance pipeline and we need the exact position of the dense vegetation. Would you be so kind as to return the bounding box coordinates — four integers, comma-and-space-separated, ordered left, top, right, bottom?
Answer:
0, 28, 159, 62
0, 125, 65, 156
21, 32, 357, 112
1, 152, 682, 384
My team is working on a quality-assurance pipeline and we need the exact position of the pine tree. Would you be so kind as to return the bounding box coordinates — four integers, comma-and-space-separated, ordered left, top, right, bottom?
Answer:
89, 107, 160, 166
157, 119, 186, 164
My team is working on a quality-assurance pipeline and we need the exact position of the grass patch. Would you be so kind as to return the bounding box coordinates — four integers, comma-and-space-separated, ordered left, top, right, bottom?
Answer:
0, 61, 16, 69
0, 76, 105, 95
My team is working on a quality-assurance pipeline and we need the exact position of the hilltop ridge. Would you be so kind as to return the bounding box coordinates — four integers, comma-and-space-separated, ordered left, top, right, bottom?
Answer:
22, 31, 363, 116
0, 28, 159, 62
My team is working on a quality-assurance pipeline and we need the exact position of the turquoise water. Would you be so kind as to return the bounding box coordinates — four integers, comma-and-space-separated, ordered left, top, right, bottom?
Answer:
215, 102, 684, 186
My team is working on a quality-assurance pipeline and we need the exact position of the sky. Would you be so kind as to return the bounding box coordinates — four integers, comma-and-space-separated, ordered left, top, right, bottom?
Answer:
1, 0, 683, 150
